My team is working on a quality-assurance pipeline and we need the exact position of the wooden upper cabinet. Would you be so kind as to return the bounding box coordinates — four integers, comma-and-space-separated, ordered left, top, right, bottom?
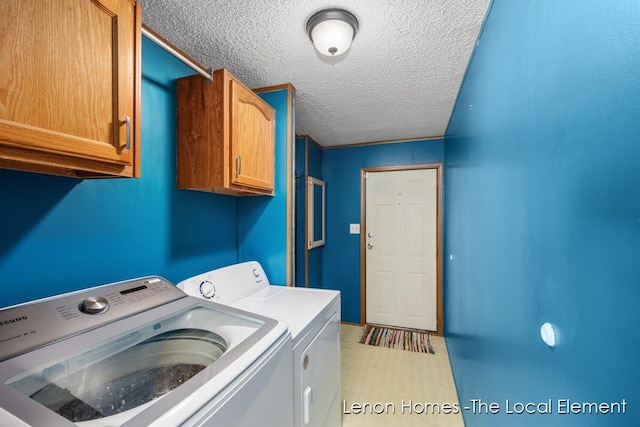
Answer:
0, 0, 142, 178
177, 69, 275, 196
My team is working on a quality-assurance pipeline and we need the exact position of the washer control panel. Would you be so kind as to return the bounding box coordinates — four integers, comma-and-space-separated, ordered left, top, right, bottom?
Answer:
177, 260, 269, 304
0, 277, 186, 362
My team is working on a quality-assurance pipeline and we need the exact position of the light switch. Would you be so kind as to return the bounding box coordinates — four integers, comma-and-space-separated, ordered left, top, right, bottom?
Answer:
350, 224, 360, 234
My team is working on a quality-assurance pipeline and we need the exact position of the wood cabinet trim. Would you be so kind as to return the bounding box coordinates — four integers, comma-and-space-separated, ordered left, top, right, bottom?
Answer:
0, 120, 131, 164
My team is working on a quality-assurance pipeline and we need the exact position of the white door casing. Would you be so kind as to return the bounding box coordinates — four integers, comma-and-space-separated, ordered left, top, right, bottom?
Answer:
364, 167, 439, 331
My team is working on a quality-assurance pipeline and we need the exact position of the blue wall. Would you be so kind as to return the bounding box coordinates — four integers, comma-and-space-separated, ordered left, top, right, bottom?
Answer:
0, 38, 241, 307
445, 1, 640, 425
322, 139, 444, 323
294, 136, 325, 289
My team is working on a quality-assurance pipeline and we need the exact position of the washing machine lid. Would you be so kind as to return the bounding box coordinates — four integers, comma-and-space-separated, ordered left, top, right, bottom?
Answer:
14, 327, 228, 424
0, 297, 285, 427
231, 287, 340, 341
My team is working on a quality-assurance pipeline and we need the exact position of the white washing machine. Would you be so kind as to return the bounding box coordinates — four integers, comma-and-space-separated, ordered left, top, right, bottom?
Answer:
178, 261, 341, 427
0, 276, 293, 427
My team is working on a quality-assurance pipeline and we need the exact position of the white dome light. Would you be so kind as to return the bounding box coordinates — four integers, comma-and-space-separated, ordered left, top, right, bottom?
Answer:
307, 9, 359, 57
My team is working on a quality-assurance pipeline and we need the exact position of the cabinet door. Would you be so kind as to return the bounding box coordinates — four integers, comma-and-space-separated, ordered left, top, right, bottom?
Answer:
229, 79, 275, 191
0, 0, 140, 177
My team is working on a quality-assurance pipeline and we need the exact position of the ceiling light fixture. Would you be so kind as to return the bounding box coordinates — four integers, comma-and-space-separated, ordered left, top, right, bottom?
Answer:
306, 8, 359, 57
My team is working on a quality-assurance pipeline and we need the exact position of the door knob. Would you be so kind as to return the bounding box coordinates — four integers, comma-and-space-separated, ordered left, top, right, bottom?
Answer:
368, 232, 374, 238
367, 243, 374, 250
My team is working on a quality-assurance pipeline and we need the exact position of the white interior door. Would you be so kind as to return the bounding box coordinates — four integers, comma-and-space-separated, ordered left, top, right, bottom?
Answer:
365, 168, 438, 331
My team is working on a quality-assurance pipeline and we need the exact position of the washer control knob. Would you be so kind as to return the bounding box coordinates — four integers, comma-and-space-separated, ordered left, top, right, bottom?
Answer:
79, 296, 109, 314
199, 280, 216, 299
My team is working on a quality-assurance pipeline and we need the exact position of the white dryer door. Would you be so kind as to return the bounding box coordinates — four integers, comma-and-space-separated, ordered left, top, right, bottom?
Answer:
299, 312, 340, 427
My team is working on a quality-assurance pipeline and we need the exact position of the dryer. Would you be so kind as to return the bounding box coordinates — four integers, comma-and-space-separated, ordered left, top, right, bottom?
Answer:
178, 261, 341, 427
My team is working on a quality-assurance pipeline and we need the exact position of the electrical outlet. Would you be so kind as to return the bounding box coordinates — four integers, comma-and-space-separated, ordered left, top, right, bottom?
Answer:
350, 224, 360, 234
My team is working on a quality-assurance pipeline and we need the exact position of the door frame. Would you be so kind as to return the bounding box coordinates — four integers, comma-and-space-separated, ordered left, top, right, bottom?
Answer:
359, 163, 444, 335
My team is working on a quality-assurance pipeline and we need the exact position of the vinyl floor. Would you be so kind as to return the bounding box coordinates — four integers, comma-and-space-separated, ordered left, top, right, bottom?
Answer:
340, 324, 465, 427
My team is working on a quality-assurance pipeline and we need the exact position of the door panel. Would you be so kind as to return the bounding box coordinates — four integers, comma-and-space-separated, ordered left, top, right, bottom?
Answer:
375, 271, 395, 315
374, 204, 395, 256
230, 79, 275, 190
365, 168, 439, 331
406, 205, 425, 256
299, 313, 340, 427
405, 273, 425, 318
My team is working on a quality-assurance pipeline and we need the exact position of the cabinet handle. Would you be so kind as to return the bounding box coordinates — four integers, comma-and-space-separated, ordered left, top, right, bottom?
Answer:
125, 116, 131, 150
119, 116, 131, 151
236, 155, 241, 177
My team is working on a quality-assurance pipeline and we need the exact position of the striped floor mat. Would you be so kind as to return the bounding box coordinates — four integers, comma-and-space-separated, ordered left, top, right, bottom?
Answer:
359, 325, 435, 354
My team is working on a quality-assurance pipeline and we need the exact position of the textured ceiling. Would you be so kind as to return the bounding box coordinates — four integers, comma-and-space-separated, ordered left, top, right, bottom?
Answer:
139, 0, 490, 147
